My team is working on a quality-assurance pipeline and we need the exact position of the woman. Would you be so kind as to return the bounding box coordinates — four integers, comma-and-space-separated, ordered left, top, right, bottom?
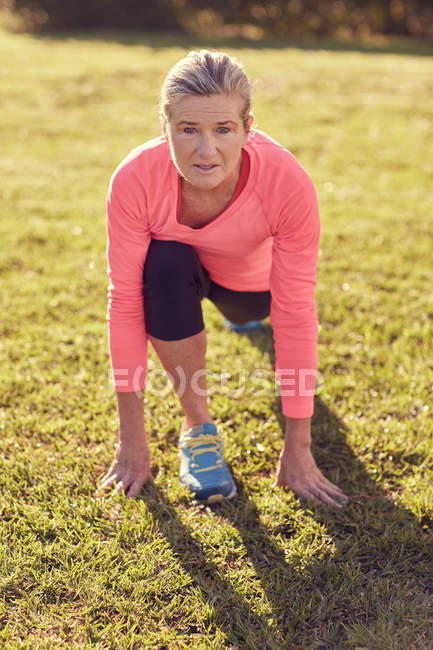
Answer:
99, 50, 348, 507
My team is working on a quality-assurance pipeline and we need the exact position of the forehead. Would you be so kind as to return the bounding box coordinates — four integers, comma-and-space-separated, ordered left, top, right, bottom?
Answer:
169, 93, 244, 124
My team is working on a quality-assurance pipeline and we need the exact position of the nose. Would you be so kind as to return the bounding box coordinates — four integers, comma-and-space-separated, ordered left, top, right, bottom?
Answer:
196, 133, 217, 158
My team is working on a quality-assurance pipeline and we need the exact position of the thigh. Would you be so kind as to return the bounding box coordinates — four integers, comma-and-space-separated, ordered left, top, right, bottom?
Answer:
143, 239, 210, 340
206, 280, 271, 325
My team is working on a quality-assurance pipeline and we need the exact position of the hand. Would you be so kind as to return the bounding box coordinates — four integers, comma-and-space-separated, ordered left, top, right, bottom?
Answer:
273, 447, 348, 508
272, 416, 349, 508
96, 439, 151, 500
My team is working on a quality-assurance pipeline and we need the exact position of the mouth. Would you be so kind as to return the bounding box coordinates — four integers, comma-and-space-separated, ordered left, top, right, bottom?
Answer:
193, 164, 218, 173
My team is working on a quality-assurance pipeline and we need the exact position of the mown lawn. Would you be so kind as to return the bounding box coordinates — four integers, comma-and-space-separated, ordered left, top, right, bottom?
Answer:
0, 29, 432, 648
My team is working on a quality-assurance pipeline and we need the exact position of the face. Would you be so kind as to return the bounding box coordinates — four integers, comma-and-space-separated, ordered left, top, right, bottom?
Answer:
164, 93, 252, 192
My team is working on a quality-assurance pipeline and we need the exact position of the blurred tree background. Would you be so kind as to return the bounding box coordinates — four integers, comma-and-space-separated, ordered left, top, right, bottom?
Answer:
1, 0, 432, 39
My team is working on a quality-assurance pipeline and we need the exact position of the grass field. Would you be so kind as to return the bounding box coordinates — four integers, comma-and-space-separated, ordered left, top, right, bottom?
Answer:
0, 28, 432, 648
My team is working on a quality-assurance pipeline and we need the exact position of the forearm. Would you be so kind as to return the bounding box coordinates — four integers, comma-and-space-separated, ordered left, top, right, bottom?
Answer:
283, 416, 312, 451
116, 392, 147, 443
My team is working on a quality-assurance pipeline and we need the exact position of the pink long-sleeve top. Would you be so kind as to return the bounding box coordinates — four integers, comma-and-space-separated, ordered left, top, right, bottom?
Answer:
106, 129, 320, 418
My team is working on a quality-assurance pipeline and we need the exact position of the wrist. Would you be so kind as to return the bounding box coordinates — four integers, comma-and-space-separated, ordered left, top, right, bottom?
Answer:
283, 416, 311, 451
285, 415, 311, 429
117, 391, 146, 444
118, 424, 148, 444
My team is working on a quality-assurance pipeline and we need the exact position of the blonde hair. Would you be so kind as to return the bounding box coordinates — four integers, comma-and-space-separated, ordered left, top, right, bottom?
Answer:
160, 50, 252, 129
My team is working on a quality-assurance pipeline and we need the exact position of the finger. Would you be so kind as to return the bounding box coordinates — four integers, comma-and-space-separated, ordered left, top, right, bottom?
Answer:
314, 471, 349, 499
302, 491, 323, 507
99, 479, 115, 493
101, 471, 128, 493
114, 477, 134, 496
125, 481, 142, 499
99, 473, 118, 490
318, 477, 349, 501
311, 486, 343, 508
287, 484, 323, 506
114, 480, 126, 495
320, 475, 348, 497
334, 490, 349, 503
274, 480, 321, 505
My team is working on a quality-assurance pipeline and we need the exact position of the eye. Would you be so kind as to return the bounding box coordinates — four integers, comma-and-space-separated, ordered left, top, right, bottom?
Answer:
183, 127, 196, 134
217, 127, 230, 134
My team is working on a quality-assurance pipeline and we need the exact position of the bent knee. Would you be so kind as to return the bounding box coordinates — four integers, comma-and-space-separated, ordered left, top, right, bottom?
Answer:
143, 240, 198, 285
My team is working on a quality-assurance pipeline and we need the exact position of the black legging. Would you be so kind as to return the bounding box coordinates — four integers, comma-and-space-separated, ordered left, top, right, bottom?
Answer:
142, 239, 271, 341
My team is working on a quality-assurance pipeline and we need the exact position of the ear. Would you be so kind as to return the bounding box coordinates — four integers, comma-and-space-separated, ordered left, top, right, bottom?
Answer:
244, 114, 254, 140
161, 113, 170, 137
245, 114, 254, 134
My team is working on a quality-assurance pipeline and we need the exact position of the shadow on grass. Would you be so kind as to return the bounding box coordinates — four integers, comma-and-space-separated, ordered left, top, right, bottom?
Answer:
31, 29, 433, 58
137, 486, 284, 647
136, 374, 432, 646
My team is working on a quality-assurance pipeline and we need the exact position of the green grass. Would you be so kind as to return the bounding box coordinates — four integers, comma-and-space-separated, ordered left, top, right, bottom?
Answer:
0, 29, 432, 648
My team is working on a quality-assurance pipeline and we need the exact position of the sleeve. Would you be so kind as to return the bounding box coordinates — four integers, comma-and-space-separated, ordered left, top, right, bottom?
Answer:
269, 175, 320, 418
106, 166, 151, 393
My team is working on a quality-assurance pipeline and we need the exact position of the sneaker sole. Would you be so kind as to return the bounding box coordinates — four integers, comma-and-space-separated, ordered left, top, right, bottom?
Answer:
198, 483, 237, 505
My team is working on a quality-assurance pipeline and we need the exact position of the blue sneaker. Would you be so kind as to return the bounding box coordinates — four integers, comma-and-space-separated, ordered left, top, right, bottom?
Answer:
179, 422, 236, 504
224, 319, 264, 333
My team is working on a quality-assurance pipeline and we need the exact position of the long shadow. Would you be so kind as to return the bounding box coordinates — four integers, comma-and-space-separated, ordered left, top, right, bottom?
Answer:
32, 29, 433, 58
221, 402, 433, 644
137, 350, 432, 647
228, 324, 432, 638
138, 485, 287, 648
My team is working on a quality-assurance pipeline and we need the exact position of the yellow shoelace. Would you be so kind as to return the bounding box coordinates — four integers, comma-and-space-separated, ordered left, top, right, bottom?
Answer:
183, 432, 224, 473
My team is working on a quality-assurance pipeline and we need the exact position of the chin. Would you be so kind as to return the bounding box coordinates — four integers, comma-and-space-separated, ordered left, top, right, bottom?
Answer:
197, 180, 222, 191
189, 175, 223, 190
